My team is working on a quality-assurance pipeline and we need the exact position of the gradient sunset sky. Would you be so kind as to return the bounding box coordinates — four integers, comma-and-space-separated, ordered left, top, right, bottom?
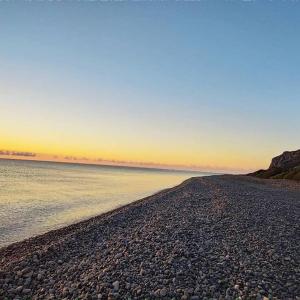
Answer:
1, 1, 299, 172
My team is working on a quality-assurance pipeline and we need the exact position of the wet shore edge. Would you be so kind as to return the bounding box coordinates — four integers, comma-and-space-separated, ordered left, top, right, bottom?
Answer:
0, 176, 197, 263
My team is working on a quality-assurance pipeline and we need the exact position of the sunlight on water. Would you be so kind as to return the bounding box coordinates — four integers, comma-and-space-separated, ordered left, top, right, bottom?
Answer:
0, 159, 212, 247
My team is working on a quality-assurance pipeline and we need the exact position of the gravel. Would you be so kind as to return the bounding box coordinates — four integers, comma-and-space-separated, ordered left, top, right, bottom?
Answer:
0, 175, 299, 299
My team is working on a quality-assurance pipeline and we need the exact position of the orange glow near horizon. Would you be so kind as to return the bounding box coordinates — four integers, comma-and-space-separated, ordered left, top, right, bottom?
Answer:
0, 110, 292, 173
0, 119, 274, 173
0, 140, 272, 173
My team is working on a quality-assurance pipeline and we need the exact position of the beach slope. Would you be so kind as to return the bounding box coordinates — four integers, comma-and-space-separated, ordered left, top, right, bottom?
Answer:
0, 175, 299, 299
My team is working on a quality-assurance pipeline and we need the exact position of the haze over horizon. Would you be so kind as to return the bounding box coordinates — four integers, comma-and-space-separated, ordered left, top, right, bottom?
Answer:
1, 1, 299, 172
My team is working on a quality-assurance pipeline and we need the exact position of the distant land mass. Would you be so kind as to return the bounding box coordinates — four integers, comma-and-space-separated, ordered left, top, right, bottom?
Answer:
249, 149, 300, 180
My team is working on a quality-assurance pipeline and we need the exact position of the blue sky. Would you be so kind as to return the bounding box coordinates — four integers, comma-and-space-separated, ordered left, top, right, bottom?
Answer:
0, 1, 299, 171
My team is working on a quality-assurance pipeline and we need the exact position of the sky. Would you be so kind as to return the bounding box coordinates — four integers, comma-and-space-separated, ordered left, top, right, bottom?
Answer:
0, 1, 299, 172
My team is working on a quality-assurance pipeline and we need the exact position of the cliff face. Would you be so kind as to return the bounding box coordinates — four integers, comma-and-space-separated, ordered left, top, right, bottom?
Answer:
270, 149, 300, 170
250, 149, 300, 181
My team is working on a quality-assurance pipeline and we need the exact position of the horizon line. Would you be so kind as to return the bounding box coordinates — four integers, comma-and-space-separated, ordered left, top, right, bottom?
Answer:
0, 149, 250, 174
0, 156, 225, 175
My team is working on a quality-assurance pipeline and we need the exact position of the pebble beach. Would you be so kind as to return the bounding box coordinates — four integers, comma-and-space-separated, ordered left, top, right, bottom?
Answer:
0, 175, 299, 299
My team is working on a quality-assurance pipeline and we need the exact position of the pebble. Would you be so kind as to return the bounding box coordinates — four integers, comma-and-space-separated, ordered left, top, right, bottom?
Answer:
125, 282, 131, 289
160, 287, 167, 297
22, 289, 31, 294
112, 280, 119, 291
16, 286, 23, 293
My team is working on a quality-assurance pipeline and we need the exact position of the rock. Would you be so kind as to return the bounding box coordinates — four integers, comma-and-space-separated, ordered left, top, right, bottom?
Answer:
125, 282, 131, 289
62, 287, 69, 296
139, 268, 146, 276
20, 268, 30, 276
22, 288, 31, 294
33, 255, 39, 263
115, 253, 122, 259
160, 288, 167, 297
136, 288, 142, 295
16, 286, 23, 292
24, 271, 33, 278
250, 149, 300, 180
270, 149, 300, 170
24, 277, 31, 286
112, 280, 119, 291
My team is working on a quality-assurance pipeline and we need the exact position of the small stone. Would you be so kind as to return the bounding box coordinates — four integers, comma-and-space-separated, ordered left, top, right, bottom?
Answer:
21, 267, 30, 275
62, 288, 69, 296
256, 294, 262, 300
136, 288, 142, 295
24, 277, 31, 286
24, 271, 33, 278
7, 288, 16, 294
33, 255, 39, 263
22, 289, 31, 294
125, 282, 131, 289
140, 268, 146, 276
160, 288, 167, 297
112, 281, 119, 291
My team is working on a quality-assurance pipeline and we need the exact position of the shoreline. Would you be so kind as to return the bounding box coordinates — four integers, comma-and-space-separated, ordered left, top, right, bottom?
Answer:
0, 175, 299, 299
0, 176, 197, 265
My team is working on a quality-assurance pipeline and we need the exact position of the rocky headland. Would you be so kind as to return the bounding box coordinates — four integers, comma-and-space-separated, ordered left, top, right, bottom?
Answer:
249, 149, 300, 181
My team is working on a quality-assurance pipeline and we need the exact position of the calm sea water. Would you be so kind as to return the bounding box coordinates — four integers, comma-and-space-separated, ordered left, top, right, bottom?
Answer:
0, 159, 212, 248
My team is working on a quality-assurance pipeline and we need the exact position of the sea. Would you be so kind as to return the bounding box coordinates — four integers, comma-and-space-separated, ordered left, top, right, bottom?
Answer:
0, 158, 213, 248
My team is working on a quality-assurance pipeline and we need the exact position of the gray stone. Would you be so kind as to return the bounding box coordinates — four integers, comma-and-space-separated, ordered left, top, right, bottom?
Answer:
112, 281, 119, 291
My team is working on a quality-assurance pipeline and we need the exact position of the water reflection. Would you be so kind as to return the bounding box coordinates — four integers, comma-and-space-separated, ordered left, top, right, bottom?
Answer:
0, 159, 211, 247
